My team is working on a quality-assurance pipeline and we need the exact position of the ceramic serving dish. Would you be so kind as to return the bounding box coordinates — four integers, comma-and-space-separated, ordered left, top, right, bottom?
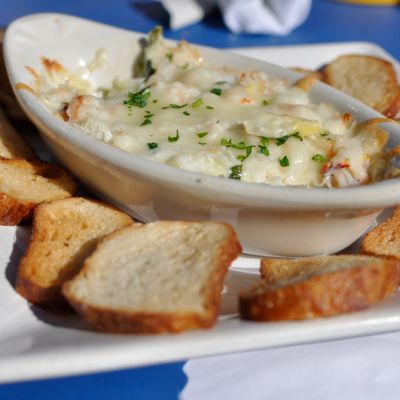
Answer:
4, 13, 400, 256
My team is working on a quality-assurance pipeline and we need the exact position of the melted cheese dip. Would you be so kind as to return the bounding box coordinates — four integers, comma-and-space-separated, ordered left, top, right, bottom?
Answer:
36, 31, 389, 188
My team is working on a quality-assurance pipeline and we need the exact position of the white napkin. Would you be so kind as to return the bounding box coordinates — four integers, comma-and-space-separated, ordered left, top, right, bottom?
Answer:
161, 0, 312, 35
181, 331, 400, 400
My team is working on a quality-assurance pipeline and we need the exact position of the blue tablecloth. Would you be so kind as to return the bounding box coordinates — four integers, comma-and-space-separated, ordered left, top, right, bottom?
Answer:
0, 1, 399, 399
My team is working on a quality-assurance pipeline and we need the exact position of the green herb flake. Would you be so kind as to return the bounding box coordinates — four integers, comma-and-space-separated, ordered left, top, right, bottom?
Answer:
260, 136, 269, 146
191, 98, 203, 108
197, 131, 208, 138
291, 132, 303, 141
206, 105, 214, 110
162, 103, 187, 110
312, 154, 326, 163
279, 156, 290, 167
198, 142, 207, 145
183, 111, 191, 116
168, 130, 180, 142
141, 118, 152, 126
143, 60, 156, 82
275, 135, 289, 146
152, 99, 158, 104
221, 138, 232, 147
262, 99, 269, 106
124, 87, 151, 109
229, 164, 243, 180
147, 142, 158, 150
221, 138, 255, 161
210, 88, 222, 96
275, 132, 302, 146
166, 52, 174, 62
320, 132, 329, 137
180, 62, 189, 69
258, 145, 269, 156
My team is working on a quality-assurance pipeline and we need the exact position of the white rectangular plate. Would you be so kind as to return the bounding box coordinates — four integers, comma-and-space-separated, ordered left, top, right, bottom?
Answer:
1, 40, 400, 383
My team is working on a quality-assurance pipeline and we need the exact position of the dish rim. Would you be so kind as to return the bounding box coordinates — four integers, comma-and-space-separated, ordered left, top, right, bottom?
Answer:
4, 12, 400, 210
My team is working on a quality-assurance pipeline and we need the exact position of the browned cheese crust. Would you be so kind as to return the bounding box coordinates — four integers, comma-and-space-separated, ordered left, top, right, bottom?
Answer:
239, 257, 400, 321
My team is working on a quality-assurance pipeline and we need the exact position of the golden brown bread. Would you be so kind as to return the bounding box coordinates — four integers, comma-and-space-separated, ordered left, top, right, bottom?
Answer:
322, 55, 399, 117
63, 221, 242, 333
0, 37, 27, 121
361, 207, 400, 259
0, 108, 36, 159
16, 197, 133, 306
239, 255, 400, 321
0, 157, 77, 225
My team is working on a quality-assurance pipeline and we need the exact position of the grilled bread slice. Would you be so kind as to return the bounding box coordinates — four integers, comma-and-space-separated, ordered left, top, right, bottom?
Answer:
63, 221, 242, 333
16, 197, 133, 306
239, 255, 399, 321
361, 207, 400, 259
0, 158, 77, 225
0, 108, 36, 159
322, 55, 399, 117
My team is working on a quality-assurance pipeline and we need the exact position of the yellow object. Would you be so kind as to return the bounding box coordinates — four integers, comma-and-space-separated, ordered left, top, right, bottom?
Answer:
336, 0, 398, 5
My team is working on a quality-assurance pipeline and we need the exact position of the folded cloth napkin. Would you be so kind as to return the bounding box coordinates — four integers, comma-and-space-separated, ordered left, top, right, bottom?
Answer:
160, 0, 312, 35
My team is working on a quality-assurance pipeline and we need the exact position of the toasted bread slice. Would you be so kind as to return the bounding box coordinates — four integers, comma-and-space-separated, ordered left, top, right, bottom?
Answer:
322, 55, 399, 117
0, 108, 36, 159
361, 207, 400, 259
0, 158, 77, 225
239, 255, 399, 321
63, 221, 242, 333
16, 197, 133, 306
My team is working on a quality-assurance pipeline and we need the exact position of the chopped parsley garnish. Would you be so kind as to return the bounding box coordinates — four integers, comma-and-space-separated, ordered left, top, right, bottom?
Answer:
257, 136, 270, 156
275, 136, 290, 146
221, 138, 255, 161
312, 154, 326, 163
183, 111, 191, 116
210, 88, 222, 96
320, 132, 329, 137
198, 142, 207, 145
166, 52, 174, 62
206, 105, 214, 110
191, 98, 203, 108
168, 130, 180, 142
291, 132, 303, 141
141, 118, 152, 126
262, 99, 269, 106
279, 156, 290, 167
275, 132, 303, 146
216, 81, 228, 85
162, 103, 187, 110
124, 87, 151, 109
229, 164, 243, 180
143, 60, 156, 82
152, 99, 158, 104
197, 131, 208, 138
141, 110, 154, 125
258, 145, 269, 156
147, 142, 158, 149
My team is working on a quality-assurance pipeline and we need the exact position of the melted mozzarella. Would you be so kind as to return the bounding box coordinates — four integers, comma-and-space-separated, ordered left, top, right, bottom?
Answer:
35, 34, 389, 188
